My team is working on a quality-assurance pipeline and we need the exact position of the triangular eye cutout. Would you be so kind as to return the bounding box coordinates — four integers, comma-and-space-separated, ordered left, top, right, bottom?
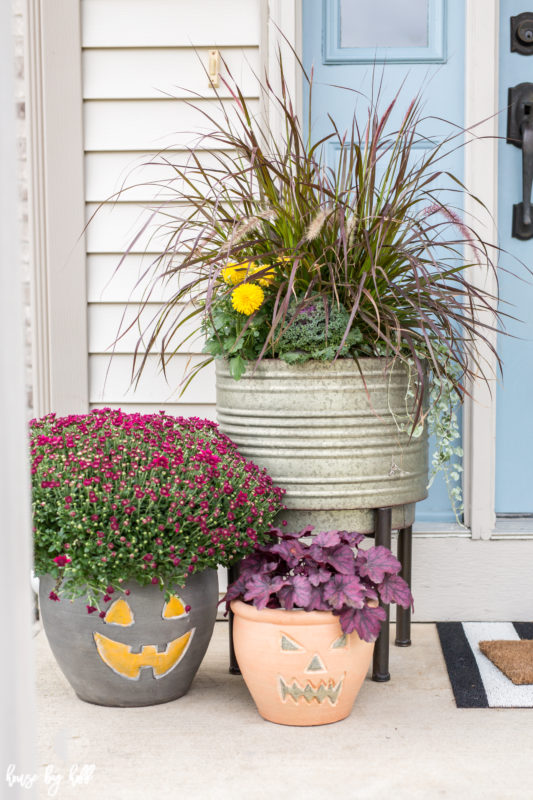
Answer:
281, 633, 304, 651
162, 595, 188, 619
104, 598, 134, 627
331, 634, 347, 649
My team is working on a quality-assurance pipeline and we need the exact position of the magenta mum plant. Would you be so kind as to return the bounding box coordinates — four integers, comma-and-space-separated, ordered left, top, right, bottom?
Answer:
223, 526, 412, 642
30, 409, 285, 610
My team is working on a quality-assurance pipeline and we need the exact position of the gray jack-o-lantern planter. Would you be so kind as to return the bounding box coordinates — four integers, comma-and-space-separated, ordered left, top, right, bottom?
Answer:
39, 569, 218, 707
216, 358, 428, 533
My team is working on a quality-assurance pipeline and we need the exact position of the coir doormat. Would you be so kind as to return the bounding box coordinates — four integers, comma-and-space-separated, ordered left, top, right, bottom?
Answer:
437, 622, 533, 708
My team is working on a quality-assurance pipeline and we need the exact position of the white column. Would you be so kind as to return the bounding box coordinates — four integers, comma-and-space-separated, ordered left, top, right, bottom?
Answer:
264, 0, 303, 142
25, 0, 88, 417
463, 0, 500, 539
0, 0, 37, 793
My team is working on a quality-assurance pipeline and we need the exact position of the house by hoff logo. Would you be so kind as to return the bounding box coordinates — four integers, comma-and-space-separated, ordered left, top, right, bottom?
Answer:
6, 763, 96, 796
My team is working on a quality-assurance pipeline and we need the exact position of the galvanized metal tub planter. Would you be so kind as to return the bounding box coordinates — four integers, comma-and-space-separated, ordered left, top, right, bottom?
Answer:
216, 358, 428, 532
39, 569, 218, 707
231, 600, 375, 726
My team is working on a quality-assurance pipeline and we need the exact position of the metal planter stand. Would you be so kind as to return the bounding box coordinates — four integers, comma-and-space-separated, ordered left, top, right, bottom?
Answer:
227, 507, 413, 682
218, 358, 423, 683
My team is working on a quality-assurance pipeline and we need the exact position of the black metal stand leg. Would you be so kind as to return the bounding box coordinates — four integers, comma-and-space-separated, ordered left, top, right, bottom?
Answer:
227, 564, 241, 675
372, 507, 392, 682
395, 525, 412, 647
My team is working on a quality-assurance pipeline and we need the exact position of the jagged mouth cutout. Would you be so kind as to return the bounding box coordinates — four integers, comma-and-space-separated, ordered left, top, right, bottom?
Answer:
277, 631, 348, 706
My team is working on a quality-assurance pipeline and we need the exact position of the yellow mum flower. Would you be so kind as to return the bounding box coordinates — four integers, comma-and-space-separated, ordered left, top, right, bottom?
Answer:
250, 264, 275, 287
231, 283, 265, 315
221, 261, 256, 285
221, 265, 244, 285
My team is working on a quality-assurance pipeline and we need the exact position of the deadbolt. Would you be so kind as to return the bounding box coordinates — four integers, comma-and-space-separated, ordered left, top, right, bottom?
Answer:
511, 13, 533, 54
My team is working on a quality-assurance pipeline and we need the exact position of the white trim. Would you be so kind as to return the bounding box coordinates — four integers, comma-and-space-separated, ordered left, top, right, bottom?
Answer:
1, 0, 36, 779
25, 0, 88, 416
409, 535, 533, 621
462, 0, 500, 540
264, 0, 302, 145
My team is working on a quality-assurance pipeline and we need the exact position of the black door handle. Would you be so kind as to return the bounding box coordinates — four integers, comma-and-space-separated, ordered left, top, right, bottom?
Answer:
521, 111, 533, 230
507, 82, 533, 240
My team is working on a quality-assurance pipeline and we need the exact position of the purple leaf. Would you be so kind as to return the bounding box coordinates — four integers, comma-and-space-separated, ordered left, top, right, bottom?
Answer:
358, 546, 401, 583
307, 565, 331, 587
326, 544, 355, 574
238, 553, 279, 581
279, 524, 314, 540
220, 575, 247, 613
355, 550, 368, 569
278, 575, 312, 610
224, 575, 247, 602
378, 574, 413, 609
361, 583, 379, 603
305, 585, 328, 611
338, 531, 366, 547
337, 604, 387, 642
308, 543, 328, 564
323, 574, 365, 610
313, 530, 341, 548
308, 532, 346, 566
243, 574, 286, 610
270, 539, 305, 567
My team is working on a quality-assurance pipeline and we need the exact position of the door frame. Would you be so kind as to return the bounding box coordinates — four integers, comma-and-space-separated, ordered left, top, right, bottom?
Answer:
266, 0, 504, 541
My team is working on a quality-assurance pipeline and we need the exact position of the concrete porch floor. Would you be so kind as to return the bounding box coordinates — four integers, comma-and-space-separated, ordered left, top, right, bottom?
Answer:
35, 622, 532, 800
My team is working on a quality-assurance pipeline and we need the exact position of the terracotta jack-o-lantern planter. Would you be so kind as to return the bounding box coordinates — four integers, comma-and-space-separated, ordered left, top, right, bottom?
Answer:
231, 600, 374, 726
39, 570, 218, 707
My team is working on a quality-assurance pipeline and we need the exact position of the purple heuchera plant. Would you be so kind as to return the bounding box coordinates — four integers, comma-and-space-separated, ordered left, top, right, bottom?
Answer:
223, 526, 413, 643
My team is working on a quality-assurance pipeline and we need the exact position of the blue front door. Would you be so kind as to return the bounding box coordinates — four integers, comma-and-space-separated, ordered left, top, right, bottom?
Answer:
496, 1, 533, 514
302, 0, 466, 523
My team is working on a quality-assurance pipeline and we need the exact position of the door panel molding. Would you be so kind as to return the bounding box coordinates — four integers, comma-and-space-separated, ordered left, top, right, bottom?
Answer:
322, 0, 447, 65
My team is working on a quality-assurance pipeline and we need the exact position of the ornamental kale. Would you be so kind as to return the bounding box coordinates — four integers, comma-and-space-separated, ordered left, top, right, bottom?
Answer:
30, 409, 285, 609
275, 300, 363, 365
203, 296, 364, 378
223, 526, 412, 642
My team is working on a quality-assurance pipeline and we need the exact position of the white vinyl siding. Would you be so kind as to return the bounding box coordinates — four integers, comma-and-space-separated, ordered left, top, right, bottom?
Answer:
82, 0, 262, 415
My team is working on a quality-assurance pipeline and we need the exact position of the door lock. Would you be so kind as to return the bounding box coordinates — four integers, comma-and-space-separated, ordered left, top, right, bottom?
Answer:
507, 83, 533, 239
511, 13, 533, 54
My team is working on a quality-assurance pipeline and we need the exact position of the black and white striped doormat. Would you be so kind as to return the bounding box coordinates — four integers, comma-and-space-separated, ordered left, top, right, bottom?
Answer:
437, 622, 533, 708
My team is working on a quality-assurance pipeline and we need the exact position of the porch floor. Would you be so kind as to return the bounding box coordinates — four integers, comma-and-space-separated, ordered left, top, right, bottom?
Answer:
35, 622, 531, 800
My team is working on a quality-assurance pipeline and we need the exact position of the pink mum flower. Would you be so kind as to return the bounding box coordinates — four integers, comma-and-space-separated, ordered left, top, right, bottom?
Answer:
53, 555, 71, 567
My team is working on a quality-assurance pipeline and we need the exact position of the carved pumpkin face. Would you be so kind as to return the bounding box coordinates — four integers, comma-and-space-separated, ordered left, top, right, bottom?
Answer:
278, 629, 348, 706
231, 601, 375, 726
94, 594, 195, 681
40, 570, 219, 707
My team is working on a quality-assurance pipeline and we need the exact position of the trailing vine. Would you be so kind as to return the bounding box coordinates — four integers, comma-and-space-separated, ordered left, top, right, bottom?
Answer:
395, 352, 464, 525
425, 368, 464, 524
